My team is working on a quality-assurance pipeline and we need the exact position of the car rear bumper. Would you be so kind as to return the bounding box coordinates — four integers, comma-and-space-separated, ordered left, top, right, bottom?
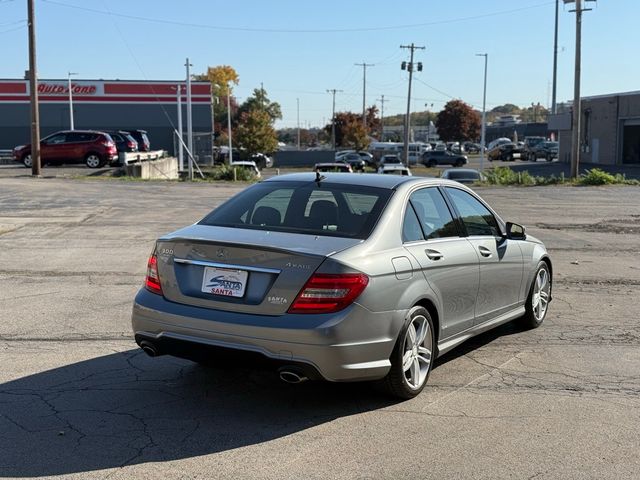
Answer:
131, 288, 404, 382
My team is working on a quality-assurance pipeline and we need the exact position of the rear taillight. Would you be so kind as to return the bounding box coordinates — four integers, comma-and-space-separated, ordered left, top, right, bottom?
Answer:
145, 254, 162, 295
127, 141, 136, 149
288, 273, 369, 314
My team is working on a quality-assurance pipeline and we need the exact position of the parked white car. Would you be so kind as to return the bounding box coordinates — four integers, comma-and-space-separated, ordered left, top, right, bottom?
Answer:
230, 161, 261, 178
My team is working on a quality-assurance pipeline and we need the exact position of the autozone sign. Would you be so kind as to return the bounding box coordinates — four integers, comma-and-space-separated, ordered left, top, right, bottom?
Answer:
37, 83, 100, 95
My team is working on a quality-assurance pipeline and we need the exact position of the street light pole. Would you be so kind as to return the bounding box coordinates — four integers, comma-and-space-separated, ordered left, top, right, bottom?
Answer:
67, 72, 77, 130
185, 58, 193, 180
227, 82, 233, 164
326, 89, 342, 150
476, 53, 488, 171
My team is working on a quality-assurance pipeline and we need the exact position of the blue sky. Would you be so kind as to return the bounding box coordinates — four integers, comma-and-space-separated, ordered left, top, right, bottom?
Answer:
0, 0, 636, 128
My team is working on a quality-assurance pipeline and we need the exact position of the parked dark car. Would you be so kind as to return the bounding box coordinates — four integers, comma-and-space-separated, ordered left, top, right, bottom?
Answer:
463, 142, 481, 154
527, 141, 558, 162
126, 130, 151, 152
440, 168, 485, 184
487, 142, 522, 162
336, 153, 366, 171
250, 153, 274, 169
421, 150, 468, 167
12, 130, 118, 168
313, 163, 353, 173
104, 130, 139, 153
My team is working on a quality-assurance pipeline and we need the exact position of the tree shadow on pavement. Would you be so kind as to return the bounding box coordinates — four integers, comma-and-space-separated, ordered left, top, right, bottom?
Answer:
0, 350, 394, 477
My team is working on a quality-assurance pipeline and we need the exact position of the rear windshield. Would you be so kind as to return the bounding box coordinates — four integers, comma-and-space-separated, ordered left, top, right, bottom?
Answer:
199, 180, 393, 239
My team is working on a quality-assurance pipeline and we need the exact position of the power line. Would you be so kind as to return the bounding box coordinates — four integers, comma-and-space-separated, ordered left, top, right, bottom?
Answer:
42, 0, 555, 34
413, 77, 455, 100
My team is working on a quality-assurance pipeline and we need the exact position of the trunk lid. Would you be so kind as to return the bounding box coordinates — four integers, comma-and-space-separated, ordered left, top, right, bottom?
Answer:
155, 224, 362, 315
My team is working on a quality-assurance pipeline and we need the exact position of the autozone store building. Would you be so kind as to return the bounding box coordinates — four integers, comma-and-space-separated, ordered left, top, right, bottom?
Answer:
0, 79, 212, 157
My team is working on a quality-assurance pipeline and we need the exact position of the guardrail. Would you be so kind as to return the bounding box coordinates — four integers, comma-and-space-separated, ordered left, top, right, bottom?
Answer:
119, 150, 166, 166
0, 149, 13, 165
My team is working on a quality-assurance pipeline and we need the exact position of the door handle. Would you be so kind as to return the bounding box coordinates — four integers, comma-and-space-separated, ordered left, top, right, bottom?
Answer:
478, 246, 492, 258
425, 249, 443, 261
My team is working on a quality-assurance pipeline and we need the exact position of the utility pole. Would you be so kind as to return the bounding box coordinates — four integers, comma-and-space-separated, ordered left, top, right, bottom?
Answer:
326, 89, 343, 150
565, 0, 594, 179
377, 95, 387, 141
185, 58, 193, 180
355, 62, 374, 127
296, 98, 301, 149
67, 72, 77, 130
400, 43, 425, 166
551, 0, 560, 114
27, 0, 41, 177
476, 53, 488, 172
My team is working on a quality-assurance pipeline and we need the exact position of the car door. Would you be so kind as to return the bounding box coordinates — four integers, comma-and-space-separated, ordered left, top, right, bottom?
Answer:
443, 187, 524, 325
64, 132, 93, 163
40, 132, 67, 163
402, 187, 480, 338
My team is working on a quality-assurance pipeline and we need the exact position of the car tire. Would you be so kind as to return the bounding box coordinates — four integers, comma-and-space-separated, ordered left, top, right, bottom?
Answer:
382, 306, 435, 399
506, 154, 513, 161
454, 160, 464, 167
85, 153, 103, 168
520, 262, 551, 330
22, 153, 33, 168
426, 160, 436, 168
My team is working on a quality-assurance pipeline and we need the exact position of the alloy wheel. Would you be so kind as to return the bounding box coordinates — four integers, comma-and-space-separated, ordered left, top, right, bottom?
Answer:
532, 267, 550, 322
402, 314, 433, 390
23, 154, 32, 168
86, 155, 101, 168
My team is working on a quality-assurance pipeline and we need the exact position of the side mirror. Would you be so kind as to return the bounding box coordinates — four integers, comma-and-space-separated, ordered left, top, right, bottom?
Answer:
505, 222, 526, 240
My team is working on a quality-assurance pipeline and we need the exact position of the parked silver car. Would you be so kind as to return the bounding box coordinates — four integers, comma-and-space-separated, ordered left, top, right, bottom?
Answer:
132, 173, 552, 398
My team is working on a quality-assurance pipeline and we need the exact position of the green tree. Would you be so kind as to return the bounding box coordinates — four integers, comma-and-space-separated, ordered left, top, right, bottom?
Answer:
235, 110, 278, 155
238, 88, 282, 123
435, 100, 481, 142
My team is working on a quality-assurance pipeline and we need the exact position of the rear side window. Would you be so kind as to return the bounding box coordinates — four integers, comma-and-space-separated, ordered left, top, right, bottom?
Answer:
66, 132, 95, 142
200, 181, 393, 239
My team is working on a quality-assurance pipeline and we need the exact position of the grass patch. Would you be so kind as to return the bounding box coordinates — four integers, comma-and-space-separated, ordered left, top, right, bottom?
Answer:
481, 167, 639, 186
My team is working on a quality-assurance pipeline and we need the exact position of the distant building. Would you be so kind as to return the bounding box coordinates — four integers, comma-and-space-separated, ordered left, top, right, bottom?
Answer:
0, 79, 212, 155
550, 91, 640, 165
382, 123, 439, 142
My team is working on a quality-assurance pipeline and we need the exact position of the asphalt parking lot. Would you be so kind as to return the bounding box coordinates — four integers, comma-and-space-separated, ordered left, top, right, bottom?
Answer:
1, 175, 639, 479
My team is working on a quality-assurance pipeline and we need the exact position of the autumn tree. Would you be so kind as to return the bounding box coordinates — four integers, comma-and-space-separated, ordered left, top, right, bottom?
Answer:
435, 100, 481, 142
235, 110, 278, 156
193, 65, 239, 97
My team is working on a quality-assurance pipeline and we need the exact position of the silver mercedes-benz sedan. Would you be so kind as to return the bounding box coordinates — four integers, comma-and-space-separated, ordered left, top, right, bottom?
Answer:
132, 173, 552, 399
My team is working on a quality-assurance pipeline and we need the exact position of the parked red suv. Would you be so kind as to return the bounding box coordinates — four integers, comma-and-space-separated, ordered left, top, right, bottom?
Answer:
13, 130, 118, 168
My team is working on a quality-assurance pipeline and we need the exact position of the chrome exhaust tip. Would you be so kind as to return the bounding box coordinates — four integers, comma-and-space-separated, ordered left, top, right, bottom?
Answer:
278, 368, 309, 384
139, 341, 158, 357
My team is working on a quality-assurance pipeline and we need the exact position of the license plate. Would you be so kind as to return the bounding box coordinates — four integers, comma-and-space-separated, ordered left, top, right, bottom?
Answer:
201, 266, 248, 298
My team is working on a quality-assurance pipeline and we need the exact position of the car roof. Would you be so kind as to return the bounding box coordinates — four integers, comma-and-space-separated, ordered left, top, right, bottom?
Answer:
264, 172, 441, 189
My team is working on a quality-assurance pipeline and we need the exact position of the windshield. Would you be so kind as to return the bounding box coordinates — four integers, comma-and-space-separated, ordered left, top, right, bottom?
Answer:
199, 180, 393, 239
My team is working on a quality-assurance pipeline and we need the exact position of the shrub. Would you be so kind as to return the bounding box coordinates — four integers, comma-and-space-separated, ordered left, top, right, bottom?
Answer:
205, 164, 259, 182
579, 168, 618, 185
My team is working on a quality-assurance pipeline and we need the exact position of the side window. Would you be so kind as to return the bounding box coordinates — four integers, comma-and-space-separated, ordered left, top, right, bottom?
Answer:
445, 188, 501, 237
408, 188, 459, 240
44, 133, 66, 144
